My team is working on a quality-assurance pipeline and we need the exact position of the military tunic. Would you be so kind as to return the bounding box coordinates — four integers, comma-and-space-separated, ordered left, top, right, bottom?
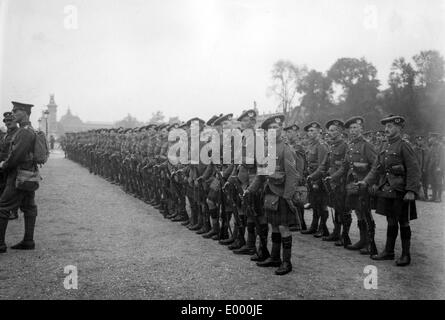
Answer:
0, 122, 38, 219
364, 135, 420, 222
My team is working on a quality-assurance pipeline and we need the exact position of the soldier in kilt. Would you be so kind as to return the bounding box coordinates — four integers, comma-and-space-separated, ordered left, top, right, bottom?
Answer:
247, 114, 302, 275
362, 115, 421, 266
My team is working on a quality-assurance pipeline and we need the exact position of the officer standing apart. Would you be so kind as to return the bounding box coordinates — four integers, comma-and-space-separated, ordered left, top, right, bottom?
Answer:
0, 102, 39, 253
361, 115, 420, 266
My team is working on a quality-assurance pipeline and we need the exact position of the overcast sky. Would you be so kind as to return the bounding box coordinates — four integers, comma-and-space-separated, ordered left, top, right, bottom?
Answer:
0, 0, 444, 125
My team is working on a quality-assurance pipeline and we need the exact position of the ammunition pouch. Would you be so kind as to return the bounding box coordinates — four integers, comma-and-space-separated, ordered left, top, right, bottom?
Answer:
389, 164, 405, 176
264, 193, 280, 212
346, 183, 359, 196
293, 185, 308, 207
16, 169, 41, 192
352, 162, 368, 173
267, 171, 285, 186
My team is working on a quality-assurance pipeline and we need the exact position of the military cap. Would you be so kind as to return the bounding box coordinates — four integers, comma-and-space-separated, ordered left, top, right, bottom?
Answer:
284, 124, 300, 131
186, 117, 205, 126
3, 112, 14, 123
325, 119, 344, 129
303, 121, 322, 132
260, 114, 285, 130
213, 113, 233, 126
167, 122, 182, 131
158, 123, 170, 130
178, 122, 188, 129
380, 115, 405, 127
11, 101, 34, 113
206, 115, 221, 126
237, 109, 257, 121
344, 116, 365, 129
429, 132, 440, 138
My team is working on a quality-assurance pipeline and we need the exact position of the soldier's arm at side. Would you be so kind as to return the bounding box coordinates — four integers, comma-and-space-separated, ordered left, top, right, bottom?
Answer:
247, 174, 265, 194
402, 142, 421, 195
283, 146, 299, 200
3, 129, 34, 170
363, 154, 381, 187
309, 143, 328, 180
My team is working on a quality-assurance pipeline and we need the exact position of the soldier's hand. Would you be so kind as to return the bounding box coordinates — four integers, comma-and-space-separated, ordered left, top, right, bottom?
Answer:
404, 191, 415, 202
243, 189, 250, 199
356, 180, 367, 188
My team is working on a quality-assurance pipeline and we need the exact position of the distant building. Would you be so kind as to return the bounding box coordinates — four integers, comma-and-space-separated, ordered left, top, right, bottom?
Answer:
38, 95, 114, 137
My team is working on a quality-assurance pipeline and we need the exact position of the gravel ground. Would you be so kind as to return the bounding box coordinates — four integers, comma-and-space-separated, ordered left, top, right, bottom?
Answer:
0, 150, 444, 300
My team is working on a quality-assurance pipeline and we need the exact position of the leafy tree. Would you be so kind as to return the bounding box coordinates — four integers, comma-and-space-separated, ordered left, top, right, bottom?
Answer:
148, 110, 165, 124
413, 50, 445, 87
327, 57, 380, 127
297, 69, 333, 122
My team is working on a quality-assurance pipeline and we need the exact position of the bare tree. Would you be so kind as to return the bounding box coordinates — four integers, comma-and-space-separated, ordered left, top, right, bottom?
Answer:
268, 60, 308, 116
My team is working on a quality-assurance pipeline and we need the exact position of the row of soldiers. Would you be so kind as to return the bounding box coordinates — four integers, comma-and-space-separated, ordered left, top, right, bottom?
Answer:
64, 110, 426, 275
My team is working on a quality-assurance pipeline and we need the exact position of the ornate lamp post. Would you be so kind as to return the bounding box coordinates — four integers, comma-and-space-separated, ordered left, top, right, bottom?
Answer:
43, 110, 50, 138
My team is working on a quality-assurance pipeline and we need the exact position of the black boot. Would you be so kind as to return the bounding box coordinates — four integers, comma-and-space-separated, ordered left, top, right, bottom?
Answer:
372, 225, 397, 261
197, 206, 211, 234
337, 215, 352, 247
301, 209, 319, 235
11, 216, 36, 250
275, 236, 292, 275
203, 219, 220, 239
217, 212, 230, 241
203, 208, 219, 239
299, 205, 307, 231
360, 219, 377, 255
257, 233, 281, 267
314, 210, 329, 238
396, 226, 411, 267
346, 220, 366, 251
233, 222, 256, 255
229, 225, 246, 250
220, 221, 237, 245
323, 219, 341, 242
181, 209, 191, 226
251, 224, 270, 262
0, 218, 8, 253
188, 204, 201, 230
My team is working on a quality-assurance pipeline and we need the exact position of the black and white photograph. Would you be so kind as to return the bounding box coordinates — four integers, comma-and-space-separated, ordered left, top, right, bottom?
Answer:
0, 0, 444, 304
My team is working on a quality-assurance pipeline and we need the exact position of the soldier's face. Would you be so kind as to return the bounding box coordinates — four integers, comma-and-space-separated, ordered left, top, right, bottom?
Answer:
286, 130, 297, 142
268, 123, 282, 139
222, 120, 232, 130
240, 117, 255, 130
349, 124, 362, 138
328, 125, 341, 139
4, 120, 17, 130
384, 123, 401, 138
12, 109, 26, 122
307, 127, 319, 139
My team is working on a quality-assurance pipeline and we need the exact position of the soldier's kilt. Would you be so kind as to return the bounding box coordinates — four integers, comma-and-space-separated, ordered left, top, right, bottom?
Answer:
375, 193, 418, 223
266, 196, 293, 227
